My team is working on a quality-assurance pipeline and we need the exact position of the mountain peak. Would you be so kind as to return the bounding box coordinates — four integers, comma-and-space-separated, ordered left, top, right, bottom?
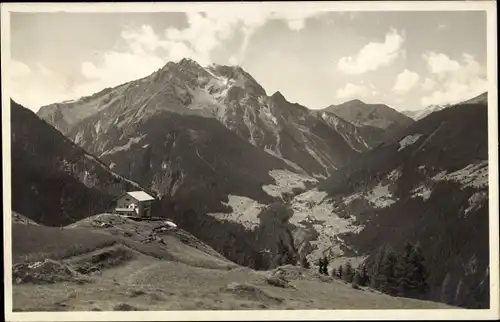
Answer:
271, 91, 286, 101
176, 57, 204, 70
343, 99, 366, 106
159, 58, 201, 71
179, 57, 197, 65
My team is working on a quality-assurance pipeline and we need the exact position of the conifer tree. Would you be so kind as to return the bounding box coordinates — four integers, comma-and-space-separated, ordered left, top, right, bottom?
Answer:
353, 269, 362, 287
360, 264, 370, 286
344, 261, 354, 283
370, 245, 389, 290
395, 240, 414, 296
380, 248, 399, 296
407, 242, 430, 297
440, 272, 455, 304
454, 278, 465, 307
318, 257, 324, 275
322, 256, 329, 275
370, 244, 398, 294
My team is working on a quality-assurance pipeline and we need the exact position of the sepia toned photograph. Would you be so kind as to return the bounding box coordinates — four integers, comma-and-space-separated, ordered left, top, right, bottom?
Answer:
2, 1, 498, 321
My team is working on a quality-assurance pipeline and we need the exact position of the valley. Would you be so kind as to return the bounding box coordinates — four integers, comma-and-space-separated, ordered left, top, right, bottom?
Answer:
9, 57, 490, 310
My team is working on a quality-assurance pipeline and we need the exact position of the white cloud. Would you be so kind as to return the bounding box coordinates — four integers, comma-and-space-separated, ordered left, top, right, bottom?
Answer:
228, 55, 239, 65
9, 61, 81, 111
392, 69, 420, 94
272, 10, 325, 31
336, 82, 370, 99
337, 29, 405, 75
421, 77, 437, 91
421, 53, 488, 106
10, 60, 32, 79
422, 51, 461, 77
12, 11, 327, 110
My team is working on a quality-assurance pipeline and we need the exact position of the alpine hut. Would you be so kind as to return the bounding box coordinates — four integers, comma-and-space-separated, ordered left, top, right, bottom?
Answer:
114, 191, 155, 218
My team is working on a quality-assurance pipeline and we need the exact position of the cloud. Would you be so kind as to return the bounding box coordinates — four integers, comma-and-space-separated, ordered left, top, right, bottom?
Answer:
11, 11, 328, 110
10, 60, 32, 79
272, 10, 326, 31
422, 51, 461, 77
337, 29, 405, 75
79, 11, 326, 94
9, 61, 82, 111
227, 56, 237, 65
421, 77, 437, 91
336, 82, 370, 99
421, 53, 488, 106
392, 69, 420, 94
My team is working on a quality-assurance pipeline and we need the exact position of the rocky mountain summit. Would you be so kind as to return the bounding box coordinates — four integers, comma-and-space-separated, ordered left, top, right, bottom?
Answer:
37, 58, 389, 177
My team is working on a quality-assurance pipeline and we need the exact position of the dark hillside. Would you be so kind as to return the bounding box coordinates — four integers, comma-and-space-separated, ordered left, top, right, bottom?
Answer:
10, 100, 145, 226
318, 99, 490, 308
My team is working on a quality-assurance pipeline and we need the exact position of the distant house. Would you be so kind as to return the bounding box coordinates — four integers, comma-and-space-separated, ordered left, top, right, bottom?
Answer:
115, 191, 155, 218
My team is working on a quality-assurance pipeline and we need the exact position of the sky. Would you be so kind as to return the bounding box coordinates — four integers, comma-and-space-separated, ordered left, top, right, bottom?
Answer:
9, 9, 488, 112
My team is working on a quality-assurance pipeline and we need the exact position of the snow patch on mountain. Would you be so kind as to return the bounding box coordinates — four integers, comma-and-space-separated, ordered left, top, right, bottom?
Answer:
464, 191, 488, 217
305, 146, 330, 173
402, 105, 445, 121
263, 148, 302, 171
387, 169, 402, 182
207, 75, 233, 96
95, 120, 102, 135
343, 192, 364, 205
242, 106, 258, 146
207, 195, 265, 230
321, 112, 369, 152
312, 173, 327, 180
398, 134, 423, 151
411, 184, 433, 201
258, 97, 278, 126
100, 135, 146, 157
74, 131, 84, 145
187, 86, 218, 110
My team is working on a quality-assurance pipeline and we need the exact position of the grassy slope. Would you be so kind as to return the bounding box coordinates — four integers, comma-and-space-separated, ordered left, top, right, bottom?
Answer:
11, 217, 455, 311
13, 260, 456, 311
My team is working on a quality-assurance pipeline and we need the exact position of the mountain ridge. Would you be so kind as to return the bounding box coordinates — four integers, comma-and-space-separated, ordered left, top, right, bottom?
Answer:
401, 92, 488, 121
313, 96, 489, 308
324, 98, 414, 130
10, 99, 150, 226
36, 58, 378, 177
